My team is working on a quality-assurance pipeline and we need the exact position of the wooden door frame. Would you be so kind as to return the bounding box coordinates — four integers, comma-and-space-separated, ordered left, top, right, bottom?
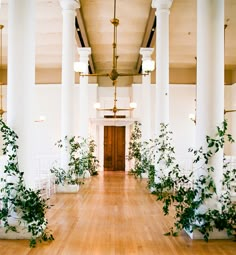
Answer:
97, 124, 131, 172
104, 126, 126, 171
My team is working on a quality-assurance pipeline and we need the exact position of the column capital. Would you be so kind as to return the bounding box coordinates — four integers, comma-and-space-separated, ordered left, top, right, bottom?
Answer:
140, 48, 154, 61
152, 0, 173, 10
77, 47, 91, 58
60, 0, 80, 11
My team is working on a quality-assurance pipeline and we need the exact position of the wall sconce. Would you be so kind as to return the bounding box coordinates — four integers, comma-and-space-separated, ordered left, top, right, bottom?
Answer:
34, 115, 46, 123
129, 102, 137, 109
94, 102, 101, 109
142, 59, 155, 75
74, 61, 87, 74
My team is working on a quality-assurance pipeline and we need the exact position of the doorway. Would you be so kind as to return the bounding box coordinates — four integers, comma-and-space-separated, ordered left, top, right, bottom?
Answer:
104, 126, 125, 171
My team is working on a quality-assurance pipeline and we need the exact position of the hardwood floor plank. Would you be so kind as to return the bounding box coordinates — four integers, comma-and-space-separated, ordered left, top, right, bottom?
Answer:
0, 171, 235, 254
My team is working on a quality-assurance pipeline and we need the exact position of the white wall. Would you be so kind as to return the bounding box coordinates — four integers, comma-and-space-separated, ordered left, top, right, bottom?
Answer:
134, 84, 196, 160
169, 85, 196, 159
0, 82, 235, 175
131, 84, 196, 161
30, 83, 236, 171
33, 85, 61, 157
33, 83, 99, 158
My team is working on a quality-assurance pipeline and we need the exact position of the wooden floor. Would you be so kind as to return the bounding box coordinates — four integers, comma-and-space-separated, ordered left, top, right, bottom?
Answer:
0, 171, 235, 255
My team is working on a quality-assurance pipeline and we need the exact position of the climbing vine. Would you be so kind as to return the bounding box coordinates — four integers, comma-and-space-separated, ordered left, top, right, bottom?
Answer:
147, 123, 179, 192
128, 121, 143, 177
128, 121, 153, 178
154, 120, 236, 241
0, 119, 54, 247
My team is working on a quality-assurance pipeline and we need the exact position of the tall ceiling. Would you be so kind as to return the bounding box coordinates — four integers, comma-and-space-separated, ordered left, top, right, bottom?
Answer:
0, 0, 235, 86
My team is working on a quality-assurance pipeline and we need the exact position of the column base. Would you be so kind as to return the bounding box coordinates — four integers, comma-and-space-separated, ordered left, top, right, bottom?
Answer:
185, 228, 231, 240
56, 184, 79, 193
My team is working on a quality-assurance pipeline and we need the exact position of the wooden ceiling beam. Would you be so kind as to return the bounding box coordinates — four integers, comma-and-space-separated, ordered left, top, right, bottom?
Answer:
136, 8, 156, 73
75, 8, 95, 74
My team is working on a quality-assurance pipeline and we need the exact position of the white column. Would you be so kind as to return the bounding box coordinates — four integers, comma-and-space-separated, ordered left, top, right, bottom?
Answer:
7, 0, 35, 187
230, 84, 236, 154
78, 47, 91, 138
152, 0, 173, 133
60, 0, 79, 169
140, 48, 154, 141
88, 84, 98, 139
196, 0, 224, 197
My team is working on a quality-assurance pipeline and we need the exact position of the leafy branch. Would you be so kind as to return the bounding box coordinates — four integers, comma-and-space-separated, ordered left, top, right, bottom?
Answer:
154, 120, 236, 241
51, 136, 99, 185
0, 119, 54, 247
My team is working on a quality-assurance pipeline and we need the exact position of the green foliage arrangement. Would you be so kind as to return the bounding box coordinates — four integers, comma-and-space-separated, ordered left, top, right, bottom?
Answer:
153, 120, 236, 241
146, 123, 178, 191
128, 121, 150, 177
87, 138, 99, 176
0, 119, 54, 247
128, 121, 142, 164
51, 136, 99, 185
50, 167, 79, 185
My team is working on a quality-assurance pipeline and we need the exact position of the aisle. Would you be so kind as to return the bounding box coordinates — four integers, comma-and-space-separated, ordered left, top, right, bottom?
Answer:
0, 171, 235, 255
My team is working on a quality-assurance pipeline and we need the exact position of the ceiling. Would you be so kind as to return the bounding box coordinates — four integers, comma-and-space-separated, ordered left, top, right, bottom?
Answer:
0, 0, 235, 86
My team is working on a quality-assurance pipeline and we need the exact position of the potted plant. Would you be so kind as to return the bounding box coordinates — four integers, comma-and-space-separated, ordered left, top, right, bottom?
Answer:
128, 121, 145, 177
128, 121, 157, 183
51, 136, 99, 192
87, 138, 99, 176
51, 136, 84, 193
50, 167, 80, 193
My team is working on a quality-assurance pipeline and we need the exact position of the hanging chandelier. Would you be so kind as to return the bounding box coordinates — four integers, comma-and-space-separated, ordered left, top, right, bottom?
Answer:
0, 24, 6, 118
93, 79, 137, 117
74, 0, 155, 117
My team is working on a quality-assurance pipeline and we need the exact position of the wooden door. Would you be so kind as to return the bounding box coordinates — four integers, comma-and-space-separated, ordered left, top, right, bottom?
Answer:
104, 126, 125, 171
